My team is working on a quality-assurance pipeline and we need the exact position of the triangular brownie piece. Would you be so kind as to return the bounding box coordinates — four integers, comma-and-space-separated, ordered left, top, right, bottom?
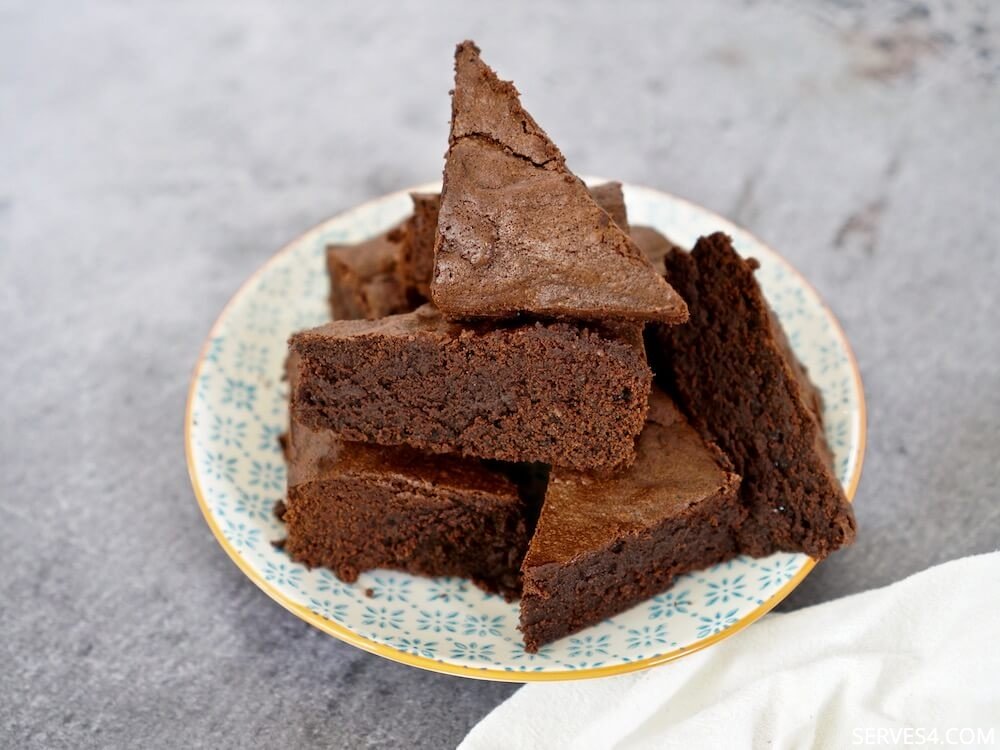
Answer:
519, 388, 744, 652
649, 232, 856, 560
431, 42, 688, 323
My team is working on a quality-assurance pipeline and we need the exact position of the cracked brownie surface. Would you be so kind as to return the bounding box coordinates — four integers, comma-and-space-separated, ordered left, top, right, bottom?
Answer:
430, 41, 688, 323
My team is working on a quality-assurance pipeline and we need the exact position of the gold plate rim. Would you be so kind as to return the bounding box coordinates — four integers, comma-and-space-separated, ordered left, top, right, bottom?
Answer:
183, 182, 866, 682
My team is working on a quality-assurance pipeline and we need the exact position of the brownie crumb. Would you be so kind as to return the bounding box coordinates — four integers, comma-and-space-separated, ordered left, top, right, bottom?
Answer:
649, 232, 856, 560
289, 305, 651, 471
520, 388, 744, 651
282, 361, 536, 599
326, 223, 413, 320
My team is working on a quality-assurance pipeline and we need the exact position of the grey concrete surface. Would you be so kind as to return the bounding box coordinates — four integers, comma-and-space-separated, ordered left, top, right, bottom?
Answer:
1, 1, 998, 748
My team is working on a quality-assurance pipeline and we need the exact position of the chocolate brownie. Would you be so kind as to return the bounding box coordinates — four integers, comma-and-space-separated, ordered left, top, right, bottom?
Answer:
283, 415, 533, 600
396, 183, 630, 299
586, 181, 629, 232
395, 192, 440, 301
519, 388, 744, 652
289, 304, 651, 471
326, 222, 411, 320
649, 232, 856, 560
630, 225, 684, 276
430, 42, 688, 323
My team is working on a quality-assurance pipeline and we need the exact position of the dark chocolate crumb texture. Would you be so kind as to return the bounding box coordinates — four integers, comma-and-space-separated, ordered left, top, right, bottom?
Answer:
284, 416, 535, 600
519, 388, 744, 652
282, 351, 537, 599
289, 304, 651, 472
650, 232, 856, 560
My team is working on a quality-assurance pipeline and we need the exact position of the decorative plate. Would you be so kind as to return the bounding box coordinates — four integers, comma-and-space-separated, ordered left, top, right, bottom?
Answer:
185, 181, 865, 681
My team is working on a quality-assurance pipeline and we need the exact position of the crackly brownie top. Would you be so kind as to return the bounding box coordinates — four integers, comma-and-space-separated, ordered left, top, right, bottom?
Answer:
430, 42, 688, 323
449, 41, 563, 167
523, 388, 739, 568
288, 421, 521, 501
397, 182, 630, 297
291, 303, 645, 353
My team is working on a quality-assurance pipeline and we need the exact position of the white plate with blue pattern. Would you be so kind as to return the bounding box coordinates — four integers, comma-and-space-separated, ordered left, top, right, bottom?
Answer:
185, 181, 865, 681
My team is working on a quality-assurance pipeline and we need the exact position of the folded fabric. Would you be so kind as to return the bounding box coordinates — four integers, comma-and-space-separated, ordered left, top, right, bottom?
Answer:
460, 552, 1000, 750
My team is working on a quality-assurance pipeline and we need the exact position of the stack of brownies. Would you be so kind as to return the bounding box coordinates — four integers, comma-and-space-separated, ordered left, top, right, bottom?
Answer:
281, 42, 856, 652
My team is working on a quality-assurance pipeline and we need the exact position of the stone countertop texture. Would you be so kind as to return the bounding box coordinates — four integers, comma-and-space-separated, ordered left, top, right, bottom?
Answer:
2, 2, 998, 748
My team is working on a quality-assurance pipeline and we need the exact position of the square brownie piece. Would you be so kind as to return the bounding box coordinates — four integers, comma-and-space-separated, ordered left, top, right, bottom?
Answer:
289, 305, 651, 471
326, 222, 412, 320
284, 416, 533, 600
519, 388, 745, 651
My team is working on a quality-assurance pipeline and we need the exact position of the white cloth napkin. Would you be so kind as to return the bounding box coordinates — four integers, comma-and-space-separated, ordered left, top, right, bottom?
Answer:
460, 552, 1000, 750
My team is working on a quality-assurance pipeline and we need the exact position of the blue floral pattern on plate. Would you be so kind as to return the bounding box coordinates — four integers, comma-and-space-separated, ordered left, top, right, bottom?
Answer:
187, 181, 864, 676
